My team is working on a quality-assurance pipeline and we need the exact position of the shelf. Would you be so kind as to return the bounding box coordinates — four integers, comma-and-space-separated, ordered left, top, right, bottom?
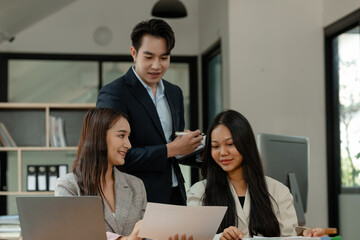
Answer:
0, 103, 95, 147
0, 102, 94, 215
0, 191, 54, 196
0, 237, 22, 240
0, 147, 78, 152
0, 102, 95, 109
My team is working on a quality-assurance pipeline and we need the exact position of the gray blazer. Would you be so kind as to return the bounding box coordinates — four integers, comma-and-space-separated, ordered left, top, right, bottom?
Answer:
187, 176, 298, 238
54, 167, 147, 236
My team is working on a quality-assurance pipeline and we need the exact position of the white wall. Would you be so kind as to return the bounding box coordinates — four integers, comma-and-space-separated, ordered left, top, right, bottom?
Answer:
227, 0, 327, 227
323, 0, 360, 27
0, 0, 199, 55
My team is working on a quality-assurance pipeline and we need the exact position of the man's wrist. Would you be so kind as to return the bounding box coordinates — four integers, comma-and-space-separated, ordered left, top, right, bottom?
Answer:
166, 142, 177, 158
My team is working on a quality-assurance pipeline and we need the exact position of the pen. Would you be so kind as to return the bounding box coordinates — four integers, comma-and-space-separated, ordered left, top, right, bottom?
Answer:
175, 131, 205, 136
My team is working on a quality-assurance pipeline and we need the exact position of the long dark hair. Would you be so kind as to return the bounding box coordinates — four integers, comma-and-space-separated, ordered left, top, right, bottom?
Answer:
201, 110, 280, 237
72, 108, 128, 197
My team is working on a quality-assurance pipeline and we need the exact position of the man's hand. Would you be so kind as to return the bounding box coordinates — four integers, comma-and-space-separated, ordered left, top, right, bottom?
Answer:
167, 130, 203, 158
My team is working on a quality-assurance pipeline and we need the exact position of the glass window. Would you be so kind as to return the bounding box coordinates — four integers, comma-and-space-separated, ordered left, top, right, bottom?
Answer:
163, 62, 191, 130
207, 53, 222, 124
102, 62, 132, 86
202, 42, 223, 130
8, 60, 98, 103
320, 9, 360, 232
334, 26, 360, 188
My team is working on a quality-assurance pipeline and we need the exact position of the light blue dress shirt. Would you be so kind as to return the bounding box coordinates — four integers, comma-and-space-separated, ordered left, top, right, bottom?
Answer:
132, 67, 178, 187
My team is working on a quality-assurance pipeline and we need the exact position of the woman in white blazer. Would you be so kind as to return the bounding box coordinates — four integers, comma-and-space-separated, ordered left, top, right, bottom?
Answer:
187, 110, 324, 239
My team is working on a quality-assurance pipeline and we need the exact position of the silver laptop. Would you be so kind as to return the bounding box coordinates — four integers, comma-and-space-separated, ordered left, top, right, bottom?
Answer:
16, 196, 107, 240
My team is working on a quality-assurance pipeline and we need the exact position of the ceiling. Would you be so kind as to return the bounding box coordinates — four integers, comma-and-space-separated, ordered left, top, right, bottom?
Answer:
0, 0, 76, 43
0, 0, 194, 104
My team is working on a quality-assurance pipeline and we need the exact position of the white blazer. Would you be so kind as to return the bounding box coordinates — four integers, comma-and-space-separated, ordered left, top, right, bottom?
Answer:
187, 176, 298, 238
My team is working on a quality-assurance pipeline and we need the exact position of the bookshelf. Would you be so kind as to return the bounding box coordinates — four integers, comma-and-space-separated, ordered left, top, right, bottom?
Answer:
0, 103, 94, 202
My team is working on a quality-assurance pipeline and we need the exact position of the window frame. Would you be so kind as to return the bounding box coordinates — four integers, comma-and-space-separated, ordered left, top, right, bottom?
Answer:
0, 52, 198, 128
324, 8, 360, 231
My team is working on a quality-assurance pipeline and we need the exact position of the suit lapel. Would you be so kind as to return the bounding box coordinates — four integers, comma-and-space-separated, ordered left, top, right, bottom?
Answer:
103, 168, 133, 234
227, 178, 249, 229
243, 188, 251, 223
114, 168, 133, 234
103, 199, 119, 233
125, 69, 166, 142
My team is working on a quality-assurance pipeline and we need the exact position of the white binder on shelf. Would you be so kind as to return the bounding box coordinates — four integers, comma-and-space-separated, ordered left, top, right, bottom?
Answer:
37, 166, 47, 191
48, 166, 58, 191
26, 166, 37, 191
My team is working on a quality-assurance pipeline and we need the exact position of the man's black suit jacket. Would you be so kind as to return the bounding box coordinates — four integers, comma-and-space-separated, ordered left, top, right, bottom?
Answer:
96, 67, 186, 204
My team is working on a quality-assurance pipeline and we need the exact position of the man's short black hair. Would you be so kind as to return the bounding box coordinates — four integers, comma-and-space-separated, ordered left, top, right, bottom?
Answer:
131, 18, 175, 54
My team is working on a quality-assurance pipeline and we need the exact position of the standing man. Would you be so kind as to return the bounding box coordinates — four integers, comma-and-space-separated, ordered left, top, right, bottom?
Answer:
96, 19, 203, 205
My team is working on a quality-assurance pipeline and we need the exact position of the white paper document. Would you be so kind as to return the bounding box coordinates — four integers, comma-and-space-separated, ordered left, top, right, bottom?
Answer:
139, 202, 227, 240
244, 237, 324, 240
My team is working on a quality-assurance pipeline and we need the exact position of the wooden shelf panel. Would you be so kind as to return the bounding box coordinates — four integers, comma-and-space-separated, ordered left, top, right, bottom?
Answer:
0, 103, 95, 109
0, 191, 54, 196
0, 237, 22, 240
0, 147, 78, 151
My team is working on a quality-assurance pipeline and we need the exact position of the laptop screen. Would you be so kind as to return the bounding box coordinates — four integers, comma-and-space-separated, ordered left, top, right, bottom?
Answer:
16, 196, 107, 240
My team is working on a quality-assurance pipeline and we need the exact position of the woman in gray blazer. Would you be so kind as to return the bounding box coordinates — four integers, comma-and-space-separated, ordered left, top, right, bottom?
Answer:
55, 108, 146, 240
187, 110, 325, 239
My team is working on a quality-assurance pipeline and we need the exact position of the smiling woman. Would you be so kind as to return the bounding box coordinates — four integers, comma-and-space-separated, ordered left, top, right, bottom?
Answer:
210, 124, 244, 181
188, 110, 290, 238
54, 108, 146, 240
106, 116, 132, 166
187, 110, 326, 239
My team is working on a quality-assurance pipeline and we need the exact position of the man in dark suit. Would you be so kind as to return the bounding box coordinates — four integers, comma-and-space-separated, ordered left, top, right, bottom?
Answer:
96, 19, 203, 205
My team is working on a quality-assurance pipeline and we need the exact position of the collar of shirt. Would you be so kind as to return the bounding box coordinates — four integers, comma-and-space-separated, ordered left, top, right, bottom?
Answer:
132, 66, 165, 105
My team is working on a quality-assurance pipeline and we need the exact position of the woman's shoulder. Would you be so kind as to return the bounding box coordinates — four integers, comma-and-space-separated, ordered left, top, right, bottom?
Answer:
114, 168, 144, 187
122, 172, 143, 183
186, 179, 207, 206
56, 172, 76, 184
115, 170, 147, 200
54, 173, 80, 196
189, 179, 207, 191
265, 176, 291, 196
